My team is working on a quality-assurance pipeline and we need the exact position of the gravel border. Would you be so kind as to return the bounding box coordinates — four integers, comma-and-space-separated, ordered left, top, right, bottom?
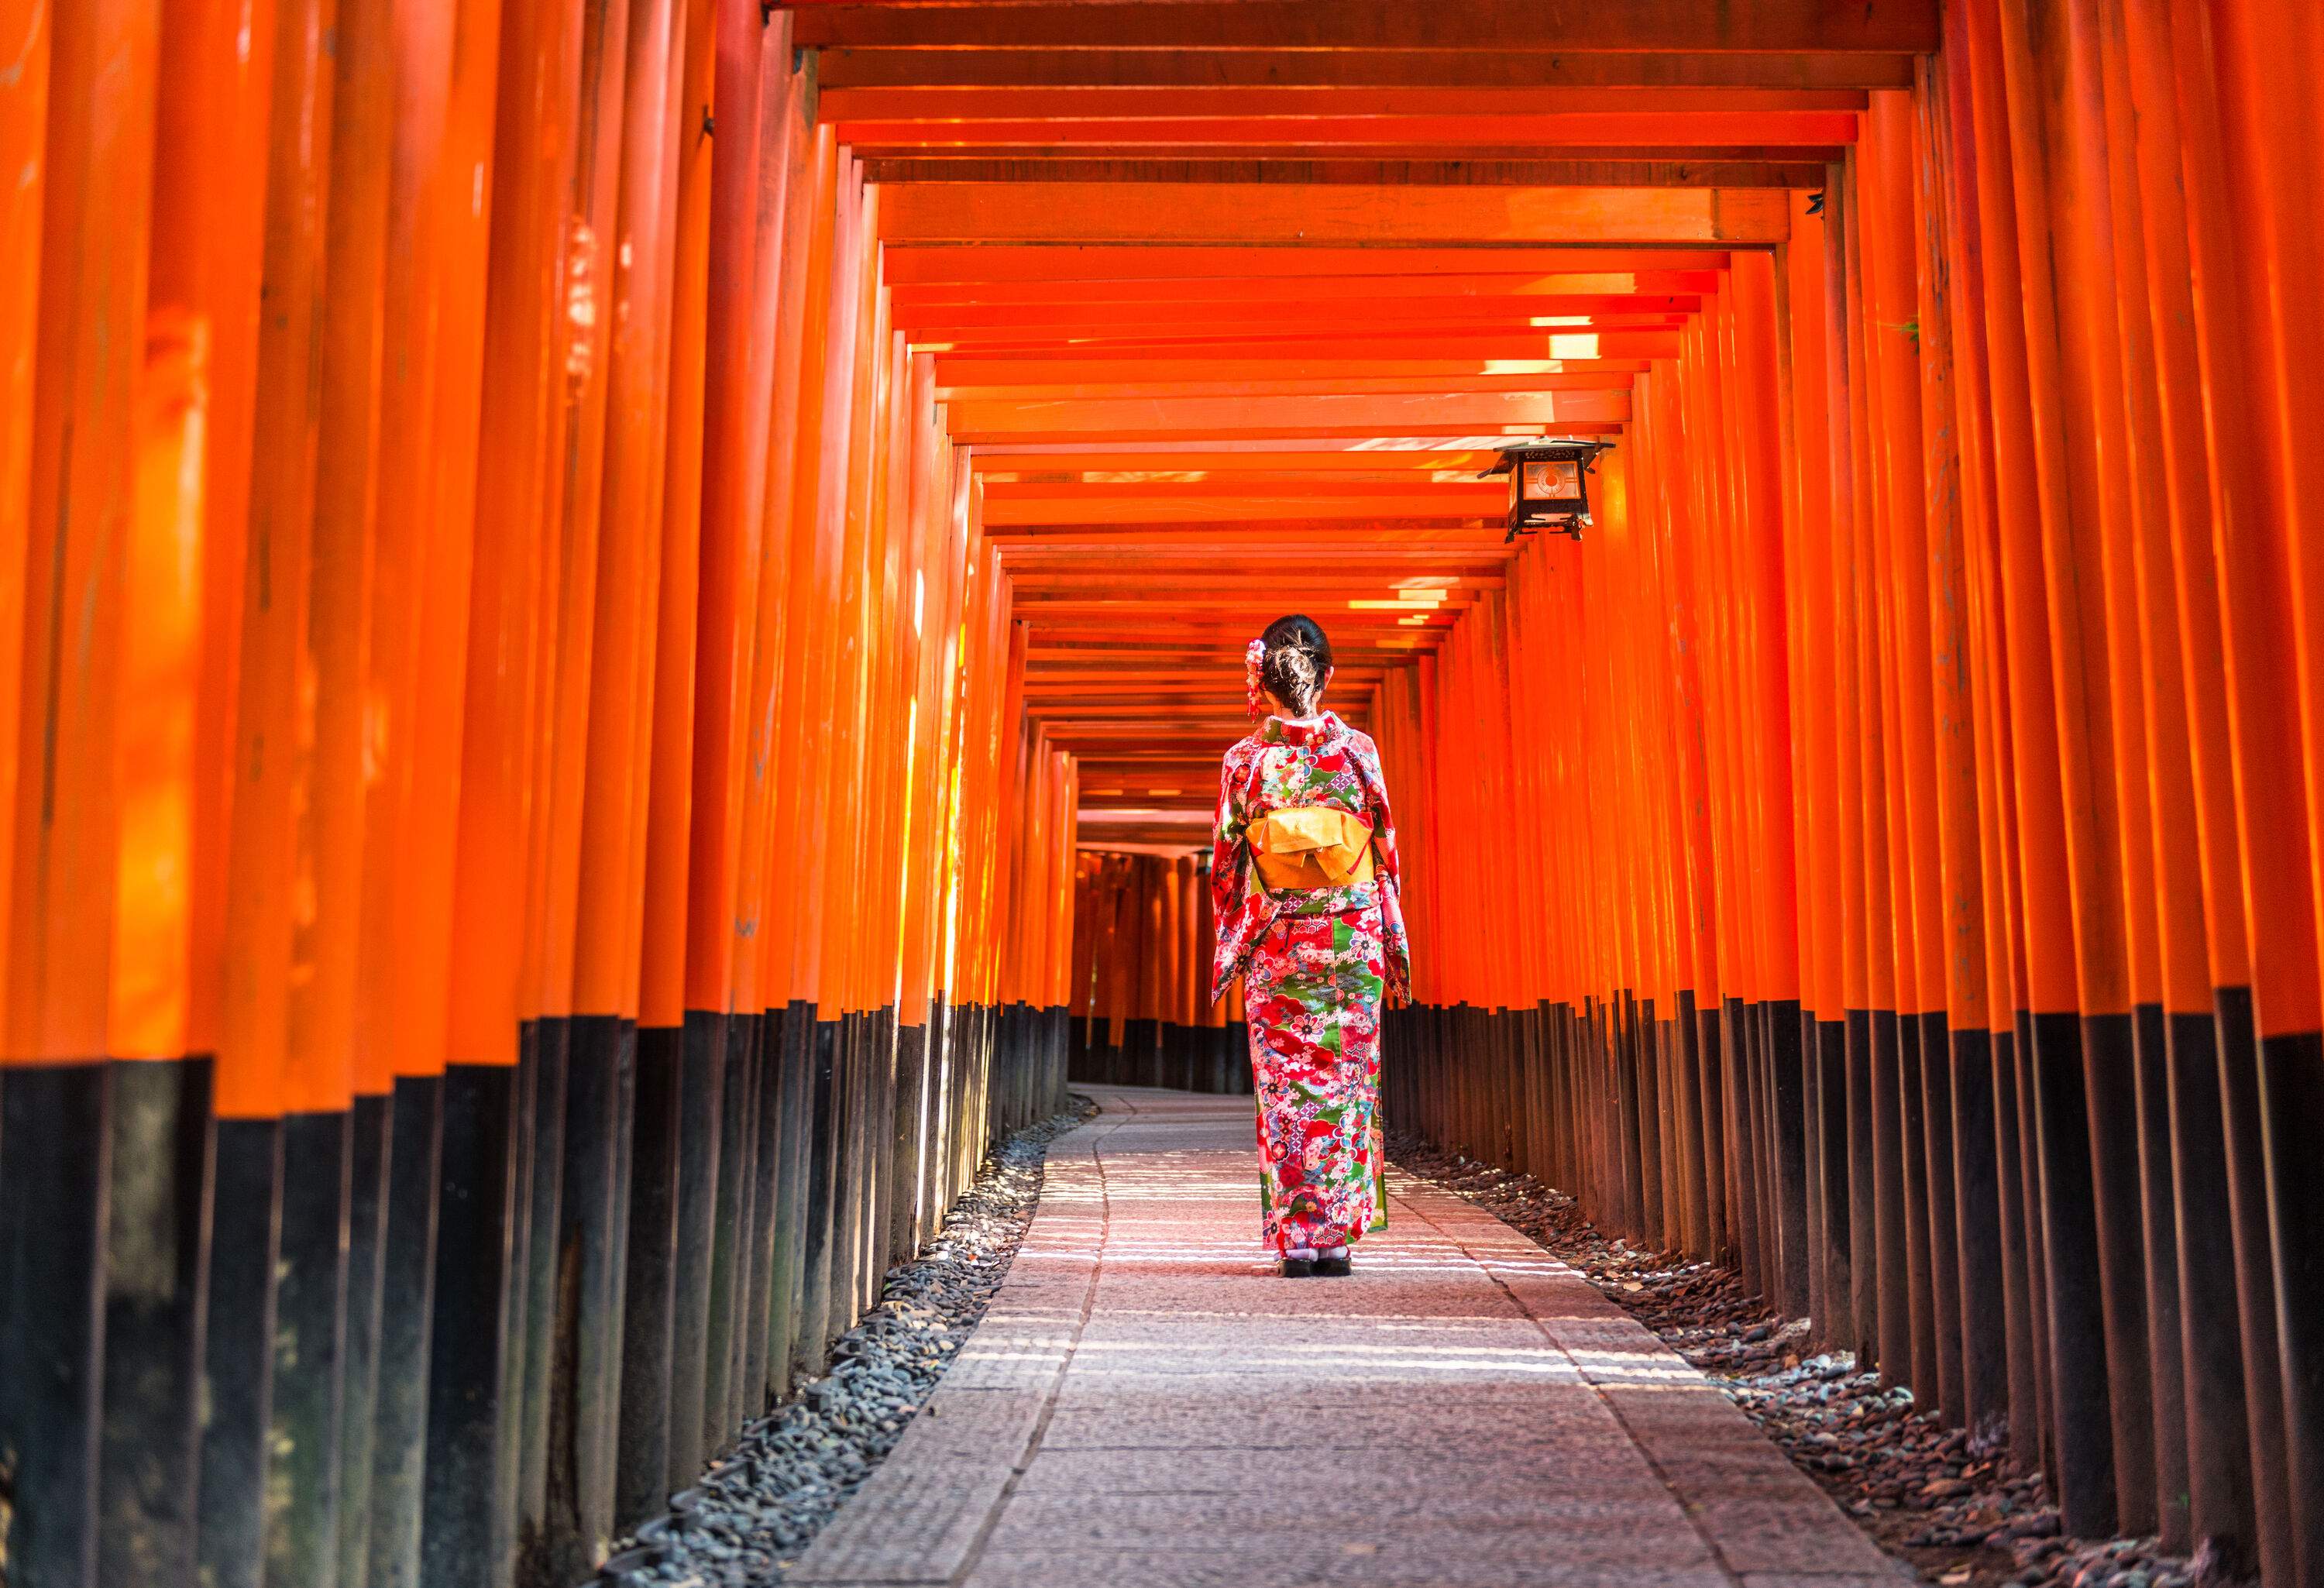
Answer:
1387, 1133, 2227, 1588
599, 1098, 1098, 1586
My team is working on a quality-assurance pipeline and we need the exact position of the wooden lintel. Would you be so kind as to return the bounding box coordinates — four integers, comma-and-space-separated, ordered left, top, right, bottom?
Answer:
864, 157, 1834, 188
878, 183, 1791, 246
790, 4, 1941, 57
812, 46, 1920, 92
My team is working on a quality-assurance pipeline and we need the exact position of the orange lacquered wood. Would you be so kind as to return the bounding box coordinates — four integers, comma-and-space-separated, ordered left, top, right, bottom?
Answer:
1910, 60, 1991, 1038
526, 0, 634, 1027
1956, 0, 2072, 1021
636, 0, 714, 1032
575, 0, 683, 1022
880, 183, 1789, 246
1833, 167, 1893, 1020
682, 0, 773, 1019
217, 0, 336, 1115
287, 0, 394, 1102
787, 2, 1941, 56
352, 0, 435, 1088
110, 312, 205, 1064
7, 0, 160, 1064
813, 43, 1918, 95
1991, 0, 2133, 1022
752, 111, 832, 1012
150, 0, 277, 1067
1930, 4, 2024, 1036
381, 0, 505, 1081
2078, 2, 2195, 1021
120, 0, 262, 1065
2116, 0, 2250, 1016
2202, 0, 2324, 1036
896, 359, 953, 1026
1734, 253, 1800, 1006
443, 0, 585, 1069
772, 135, 847, 1013
806, 171, 877, 1020
0, 0, 44, 1052
885, 246, 1732, 287
837, 108, 1858, 152
727, 38, 812, 1020
1862, 94, 1940, 1020
1783, 189, 1844, 1023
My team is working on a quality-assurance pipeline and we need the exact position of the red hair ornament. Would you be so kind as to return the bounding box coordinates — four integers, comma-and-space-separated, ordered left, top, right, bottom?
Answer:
1246, 636, 1269, 721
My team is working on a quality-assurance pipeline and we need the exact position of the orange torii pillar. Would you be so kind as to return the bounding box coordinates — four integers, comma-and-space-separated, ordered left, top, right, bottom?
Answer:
0, 4, 1098, 1586
1072, 850, 1243, 1094
1067, 853, 1103, 1079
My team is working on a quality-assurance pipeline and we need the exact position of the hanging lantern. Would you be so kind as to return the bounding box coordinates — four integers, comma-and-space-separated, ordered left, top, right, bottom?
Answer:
1480, 438, 1614, 543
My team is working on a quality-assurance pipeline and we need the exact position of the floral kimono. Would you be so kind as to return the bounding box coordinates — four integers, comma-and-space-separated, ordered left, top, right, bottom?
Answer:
1211, 711, 1411, 1254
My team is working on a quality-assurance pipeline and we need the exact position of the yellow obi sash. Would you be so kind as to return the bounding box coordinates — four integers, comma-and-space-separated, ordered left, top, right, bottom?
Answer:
1248, 806, 1377, 894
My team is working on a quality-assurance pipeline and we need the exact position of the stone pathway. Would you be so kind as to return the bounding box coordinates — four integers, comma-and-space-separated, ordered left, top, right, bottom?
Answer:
789, 1086, 1906, 1588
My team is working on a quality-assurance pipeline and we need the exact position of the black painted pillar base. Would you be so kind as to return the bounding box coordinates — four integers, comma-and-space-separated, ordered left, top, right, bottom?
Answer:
744, 1009, 782, 1422
2214, 988, 2293, 1587
1844, 1008, 1878, 1366
365, 1074, 443, 1588
616, 1025, 682, 1535
1123, 1016, 1159, 1090
1948, 1027, 2010, 1451
199, 1114, 283, 1588
2130, 1003, 2188, 1553
2029, 1011, 2119, 1537
2164, 1007, 2256, 1571
1696, 997, 1730, 1268
268, 1109, 354, 1586
1769, 1002, 1810, 1320
1812, 1016, 1851, 1356
769, 1000, 814, 1407
99, 1057, 214, 1588
0, 1061, 111, 1588
793, 1013, 841, 1383
421, 1062, 522, 1588
1989, 1026, 2042, 1469
538, 1014, 631, 1580
1870, 1009, 1909, 1387
514, 1018, 569, 1559
703, 1011, 757, 1462
1896, 1011, 1937, 1403
830, 1009, 867, 1347
1066, 1016, 1091, 1085
2257, 1026, 2324, 1588
1917, 1011, 1961, 1427
666, 1011, 725, 1494
2080, 1010, 2154, 1534
337, 1089, 393, 1588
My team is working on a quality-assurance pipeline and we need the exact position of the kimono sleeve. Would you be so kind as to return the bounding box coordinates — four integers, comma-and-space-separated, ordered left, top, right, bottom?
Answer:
1351, 732, 1414, 1003
1208, 746, 1262, 1004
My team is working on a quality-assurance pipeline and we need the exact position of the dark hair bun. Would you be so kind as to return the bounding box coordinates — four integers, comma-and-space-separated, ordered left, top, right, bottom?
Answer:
1260, 614, 1332, 717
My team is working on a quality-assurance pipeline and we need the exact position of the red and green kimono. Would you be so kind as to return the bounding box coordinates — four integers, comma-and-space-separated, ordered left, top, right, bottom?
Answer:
1211, 712, 1412, 1254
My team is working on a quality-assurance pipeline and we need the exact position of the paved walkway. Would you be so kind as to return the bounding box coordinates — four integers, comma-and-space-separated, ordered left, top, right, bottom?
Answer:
792, 1087, 1903, 1588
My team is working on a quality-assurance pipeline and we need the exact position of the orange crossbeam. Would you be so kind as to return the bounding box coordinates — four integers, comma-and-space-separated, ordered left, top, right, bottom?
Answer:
789, 1, 1941, 53
813, 46, 1919, 92
879, 184, 1792, 245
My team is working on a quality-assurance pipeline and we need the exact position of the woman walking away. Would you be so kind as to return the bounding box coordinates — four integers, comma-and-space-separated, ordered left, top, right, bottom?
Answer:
1211, 615, 1412, 1278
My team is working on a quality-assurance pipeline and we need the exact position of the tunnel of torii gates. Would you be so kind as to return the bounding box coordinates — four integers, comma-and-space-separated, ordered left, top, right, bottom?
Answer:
14, 0, 2324, 1585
